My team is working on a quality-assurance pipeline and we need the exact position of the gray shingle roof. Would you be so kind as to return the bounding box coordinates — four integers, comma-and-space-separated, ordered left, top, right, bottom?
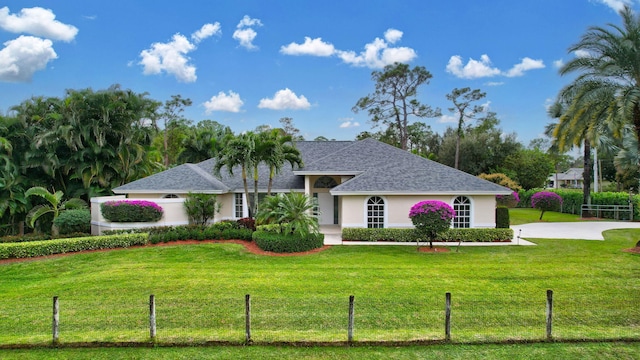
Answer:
113, 163, 230, 194
113, 138, 511, 195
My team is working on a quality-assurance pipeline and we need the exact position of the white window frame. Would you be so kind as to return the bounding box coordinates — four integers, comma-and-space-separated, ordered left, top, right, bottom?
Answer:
452, 196, 472, 228
365, 196, 386, 229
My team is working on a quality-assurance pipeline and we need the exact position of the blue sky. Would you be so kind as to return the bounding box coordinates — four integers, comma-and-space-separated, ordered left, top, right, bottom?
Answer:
0, 0, 634, 144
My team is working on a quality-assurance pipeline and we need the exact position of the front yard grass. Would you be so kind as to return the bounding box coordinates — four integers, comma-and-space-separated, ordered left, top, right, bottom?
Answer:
0, 228, 638, 346
509, 208, 583, 225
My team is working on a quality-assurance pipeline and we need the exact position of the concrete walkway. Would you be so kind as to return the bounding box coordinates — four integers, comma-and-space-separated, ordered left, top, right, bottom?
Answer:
321, 222, 640, 246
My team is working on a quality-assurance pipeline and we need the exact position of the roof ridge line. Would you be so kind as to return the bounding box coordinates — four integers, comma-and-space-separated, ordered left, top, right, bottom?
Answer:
186, 163, 230, 190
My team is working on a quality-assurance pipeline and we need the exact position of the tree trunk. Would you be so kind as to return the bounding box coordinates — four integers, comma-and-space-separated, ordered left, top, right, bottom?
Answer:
454, 134, 461, 170
581, 140, 591, 217
241, 167, 251, 218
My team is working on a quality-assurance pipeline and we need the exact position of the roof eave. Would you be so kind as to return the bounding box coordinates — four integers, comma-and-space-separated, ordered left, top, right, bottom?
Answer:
293, 171, 363, 176
330, 190, 513, 196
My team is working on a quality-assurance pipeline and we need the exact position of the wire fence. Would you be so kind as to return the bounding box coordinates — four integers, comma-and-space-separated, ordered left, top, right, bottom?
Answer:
0, 290, 638, 346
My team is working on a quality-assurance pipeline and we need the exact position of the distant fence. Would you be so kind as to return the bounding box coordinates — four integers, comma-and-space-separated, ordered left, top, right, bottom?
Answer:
581, 204, 633, 221
0, 291, 638, 347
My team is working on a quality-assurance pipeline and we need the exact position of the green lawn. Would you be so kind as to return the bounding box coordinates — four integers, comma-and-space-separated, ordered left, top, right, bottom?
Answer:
509, 208, 583, 225
0, 228, 638, 346
1, 342, 639, 359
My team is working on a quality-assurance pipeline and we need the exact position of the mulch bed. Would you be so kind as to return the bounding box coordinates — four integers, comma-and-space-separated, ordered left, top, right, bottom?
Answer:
0, 240, 332, 265
418, 246, 450, 253
623, 246, 640, 254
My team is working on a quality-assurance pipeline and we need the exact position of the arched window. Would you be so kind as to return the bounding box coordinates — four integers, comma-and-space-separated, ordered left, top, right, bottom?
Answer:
314, 176, 338, 188
163, 194, 179, 199
367, 196, 385, 228
453, 196, 471, 228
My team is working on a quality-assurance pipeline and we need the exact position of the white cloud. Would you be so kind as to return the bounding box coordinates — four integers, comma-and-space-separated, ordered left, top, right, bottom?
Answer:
282, 28, 416, 69
280, 37, 335, 56
204, 91, 243, 113
339, 120, 360, 128
191, 22, 221, 43
237, 15, 262, 28
574, 49, 592, 58
485, 81, 504, 86
597, 0, 633, 12
447, 54, 545, 79
438, 114, 458, 123
258, 88, 311, 110
504, 57, 545, 77
233, 15, 262, 50
553, 59, 564, 68
384, 28, 403, 44
445, 54, 501, 79
0, 35, 57, 82
0, 7, 78, 42
336, 35, 417, 68
139, 33, 197, 82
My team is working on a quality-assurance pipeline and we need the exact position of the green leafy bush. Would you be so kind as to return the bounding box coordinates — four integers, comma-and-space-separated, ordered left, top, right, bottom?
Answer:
252, 231, 324, 253
495, 207, 510, 228
53, 209, 91, 235
342, 228, 513, 242
409, 200, 455, 248
147, 225, 252, 244
0, 233, 148, 259
101, 200, 163, 222
183, 193, 221, 227
0, 232, 91, 244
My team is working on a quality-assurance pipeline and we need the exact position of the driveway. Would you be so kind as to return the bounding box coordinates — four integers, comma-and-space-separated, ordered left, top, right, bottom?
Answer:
511, 221, 640, 241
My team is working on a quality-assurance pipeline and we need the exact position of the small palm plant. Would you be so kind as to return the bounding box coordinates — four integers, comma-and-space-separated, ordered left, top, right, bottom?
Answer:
256, 192, 319, 237
25, 186, 87, 236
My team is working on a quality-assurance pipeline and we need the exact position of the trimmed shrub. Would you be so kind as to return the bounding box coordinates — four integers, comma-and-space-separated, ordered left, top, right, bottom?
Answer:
101, 200, 163, 222
409, 200, 455, 248
237, 217, 256, 231
478, 173, 521, 190
531, 191, 563, 220
0, 233, 148, 260
146, 224, 252, 244
252, 231, 324, 253
495, 207, 510, 228
0, 232, 91, 244
342, 228, 513, 242
53, 209, 91, 235
183, 193, 221, 226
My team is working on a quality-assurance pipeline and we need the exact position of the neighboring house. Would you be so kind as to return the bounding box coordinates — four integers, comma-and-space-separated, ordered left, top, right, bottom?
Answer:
547, 168, 584, 189
91, 138, 511, 234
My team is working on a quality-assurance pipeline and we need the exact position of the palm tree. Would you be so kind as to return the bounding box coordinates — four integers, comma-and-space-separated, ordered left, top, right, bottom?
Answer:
256, 192, 319, 237
25, 186, 87, 236
260, 129, 303, 196
559, 6, 640, 158
214, 132, 256, 217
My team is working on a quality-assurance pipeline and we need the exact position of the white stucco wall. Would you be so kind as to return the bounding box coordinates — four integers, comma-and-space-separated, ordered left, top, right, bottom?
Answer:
340, 194, 497, 229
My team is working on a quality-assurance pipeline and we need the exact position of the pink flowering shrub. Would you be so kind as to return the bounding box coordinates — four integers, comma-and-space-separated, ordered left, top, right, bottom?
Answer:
496, 191, 520, 208
101, 200, 163, 222
531, 191, 562, 220
409, 200, 455, 248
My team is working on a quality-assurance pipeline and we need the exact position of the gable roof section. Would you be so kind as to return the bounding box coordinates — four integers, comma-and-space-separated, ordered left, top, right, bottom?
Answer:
113, 163, 230, 194
320, 139, 512, 195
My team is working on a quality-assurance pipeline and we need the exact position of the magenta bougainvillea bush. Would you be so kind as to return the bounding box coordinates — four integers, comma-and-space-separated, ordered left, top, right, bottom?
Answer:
409, 200, 455, 248
496, 191, 520, 208
101, 200, 164, 222
531, 191, 563, 220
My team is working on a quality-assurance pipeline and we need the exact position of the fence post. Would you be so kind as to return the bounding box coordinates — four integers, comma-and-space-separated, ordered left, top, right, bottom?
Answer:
445, 292, 451, 341
546, 290, 553, 340
348, 295, 355, 343
52, 296, 59, 344
245, 294, 252, 344
149, 294, 156, 340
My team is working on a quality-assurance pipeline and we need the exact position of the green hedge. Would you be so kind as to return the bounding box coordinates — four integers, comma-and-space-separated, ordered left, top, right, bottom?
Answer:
517, 189, 639, 220
53, 209, 91, 234
495, 207, 510, 229
341, 228, 513, 242
149, 226, 252, 244
252, 231, 324, 253
0, 232, 90, 244
0, 233, 149, 260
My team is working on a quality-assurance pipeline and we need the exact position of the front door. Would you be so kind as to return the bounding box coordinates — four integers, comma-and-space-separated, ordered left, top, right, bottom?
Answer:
317, 193, 334, 225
